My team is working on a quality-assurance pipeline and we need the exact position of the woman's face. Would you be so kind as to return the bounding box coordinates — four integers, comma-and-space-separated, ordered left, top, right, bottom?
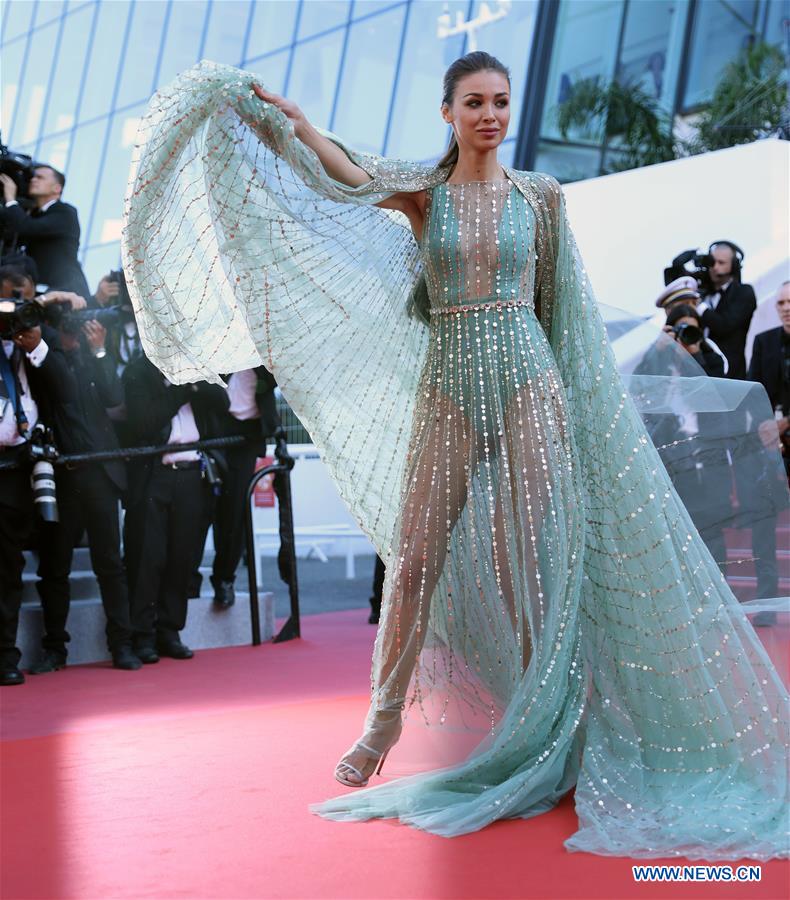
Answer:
675, 316, 698, 329
441, 70, 510, 153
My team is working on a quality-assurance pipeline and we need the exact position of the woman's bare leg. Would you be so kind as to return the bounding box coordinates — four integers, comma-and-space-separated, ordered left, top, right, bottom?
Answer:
337, 390, 480, 782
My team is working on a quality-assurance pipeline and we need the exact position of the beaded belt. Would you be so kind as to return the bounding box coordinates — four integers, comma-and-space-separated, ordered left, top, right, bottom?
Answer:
433, 299, 533, 315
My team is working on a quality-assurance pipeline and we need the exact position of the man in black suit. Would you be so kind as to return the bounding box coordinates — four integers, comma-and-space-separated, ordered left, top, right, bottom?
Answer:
750, 281, 790, 450
123, 354, 229, 661
696, 242, 756, 379
746, 281, 790, 624
29, 311, 140, 673
0, 166, 91, 298
208, 367, 280, 609
0, 314, 75, 685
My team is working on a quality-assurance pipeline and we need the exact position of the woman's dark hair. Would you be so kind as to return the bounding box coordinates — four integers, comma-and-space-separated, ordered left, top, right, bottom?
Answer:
665, 303, 701, 327
437, 51, 511, 169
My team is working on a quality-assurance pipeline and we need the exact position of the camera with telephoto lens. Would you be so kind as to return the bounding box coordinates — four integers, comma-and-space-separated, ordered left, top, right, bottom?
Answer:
45, 301, 126, 334
670, 322, 703, 347
26, 423, 59, 523
0, 293, 45, 339
663, 249, 715, 294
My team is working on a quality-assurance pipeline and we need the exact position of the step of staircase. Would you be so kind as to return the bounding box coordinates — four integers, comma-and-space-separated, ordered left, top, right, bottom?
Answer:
17, 589, 275, 669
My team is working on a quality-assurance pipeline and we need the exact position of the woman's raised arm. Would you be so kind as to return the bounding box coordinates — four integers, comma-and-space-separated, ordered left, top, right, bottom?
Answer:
252, 84, 372, 188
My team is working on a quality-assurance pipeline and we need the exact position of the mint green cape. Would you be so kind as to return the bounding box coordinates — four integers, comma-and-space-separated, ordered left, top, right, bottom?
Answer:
123, 62, 788, 859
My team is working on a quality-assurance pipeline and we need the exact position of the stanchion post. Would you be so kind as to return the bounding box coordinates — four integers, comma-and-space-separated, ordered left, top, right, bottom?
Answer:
244, 432, 299, 645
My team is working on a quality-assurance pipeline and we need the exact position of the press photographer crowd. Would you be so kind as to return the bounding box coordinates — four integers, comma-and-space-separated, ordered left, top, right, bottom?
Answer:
0, 150, 284, 687
1, 152, 788, 688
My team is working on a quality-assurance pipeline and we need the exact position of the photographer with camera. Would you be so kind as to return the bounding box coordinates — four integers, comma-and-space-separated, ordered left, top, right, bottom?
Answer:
635, 295, 732, 570
29, 301, 140, 674
661, 304, 725, 377
0, 276, 75, 685
123, 353, 229, 662
664, 244, 756, 379
696, 242, 756, 380
0, 166, 91, 298
92, 271, 142, 376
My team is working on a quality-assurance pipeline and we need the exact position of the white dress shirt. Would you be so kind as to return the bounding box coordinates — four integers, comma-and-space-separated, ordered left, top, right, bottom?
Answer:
0, 338, 48, 447
162, 400, 201, 464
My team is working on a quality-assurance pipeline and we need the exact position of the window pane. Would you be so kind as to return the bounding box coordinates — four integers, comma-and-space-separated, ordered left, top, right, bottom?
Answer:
247, 47, 290, 94
1, 39, 26, 134
115, 0, 168, 108
683, 0, 762, 108
201, 1, 251, 66
35, 1, 64, 28
61, 119, 105, 241
332, 6, 405, 152
42, 4, 95, 135
534, 140, 601, 183
2, 0, 36, 44
34, 131, 72, 174
467, 0, 538, 137
244, 0, 298, 60
298, 0, 349, 38
154, 1, 208, 88
286, 30, 345, 128
764, 0, 788, 43
617, 0, 690, 109
540, 0, 624, 143
385, 0, 469, 160
12, 21, 59, 144
80, 2, 132, 123
89, 104, 146, 247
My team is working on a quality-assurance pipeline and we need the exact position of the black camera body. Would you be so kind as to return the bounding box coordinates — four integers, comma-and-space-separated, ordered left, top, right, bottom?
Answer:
0, 139, 34, 204
670, 322, 703, 347
0, 295, 45, 339
664, 249, 715, 294
107, 268, 132, 307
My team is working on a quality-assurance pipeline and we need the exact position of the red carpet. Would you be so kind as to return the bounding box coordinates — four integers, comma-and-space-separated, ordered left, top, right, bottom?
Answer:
1, 609, 787, 899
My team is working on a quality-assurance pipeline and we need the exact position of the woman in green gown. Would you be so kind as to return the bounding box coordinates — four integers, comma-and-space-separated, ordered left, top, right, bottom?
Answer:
123, 52, 788, 859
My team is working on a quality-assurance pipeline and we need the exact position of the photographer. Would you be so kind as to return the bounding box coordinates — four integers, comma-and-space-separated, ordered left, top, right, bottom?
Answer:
696, 242, 756, 380
745, 280, 790, 624
0, 300, 73, 685
93, 271, 142, 377
29, 305, 140, 674
635, 299, 731, 570
662, 304, 725, 377
655, 275, 728, 373
0, 166, 91, 298
123, 353, 229, 662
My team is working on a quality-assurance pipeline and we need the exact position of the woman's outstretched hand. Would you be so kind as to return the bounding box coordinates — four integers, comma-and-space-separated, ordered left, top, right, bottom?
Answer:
250, 81, 372, 188
252, 84, 307, 138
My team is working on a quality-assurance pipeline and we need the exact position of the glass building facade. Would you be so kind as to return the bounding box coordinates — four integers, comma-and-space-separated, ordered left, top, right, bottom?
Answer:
1, 0, 787, 289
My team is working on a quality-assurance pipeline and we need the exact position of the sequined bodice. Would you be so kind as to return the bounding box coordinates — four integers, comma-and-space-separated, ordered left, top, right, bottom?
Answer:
421, 179, 536, 312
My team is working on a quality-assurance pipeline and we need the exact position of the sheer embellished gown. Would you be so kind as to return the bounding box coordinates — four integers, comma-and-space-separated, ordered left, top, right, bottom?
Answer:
123, 61, 789, 859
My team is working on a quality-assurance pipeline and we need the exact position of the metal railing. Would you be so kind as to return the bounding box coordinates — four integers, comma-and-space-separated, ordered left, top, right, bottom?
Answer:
1, 431, 301, 645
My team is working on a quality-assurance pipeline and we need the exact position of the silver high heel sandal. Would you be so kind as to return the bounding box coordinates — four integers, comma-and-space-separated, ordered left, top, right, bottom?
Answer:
334, 711, 401, 787
334, 742, 391, 787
